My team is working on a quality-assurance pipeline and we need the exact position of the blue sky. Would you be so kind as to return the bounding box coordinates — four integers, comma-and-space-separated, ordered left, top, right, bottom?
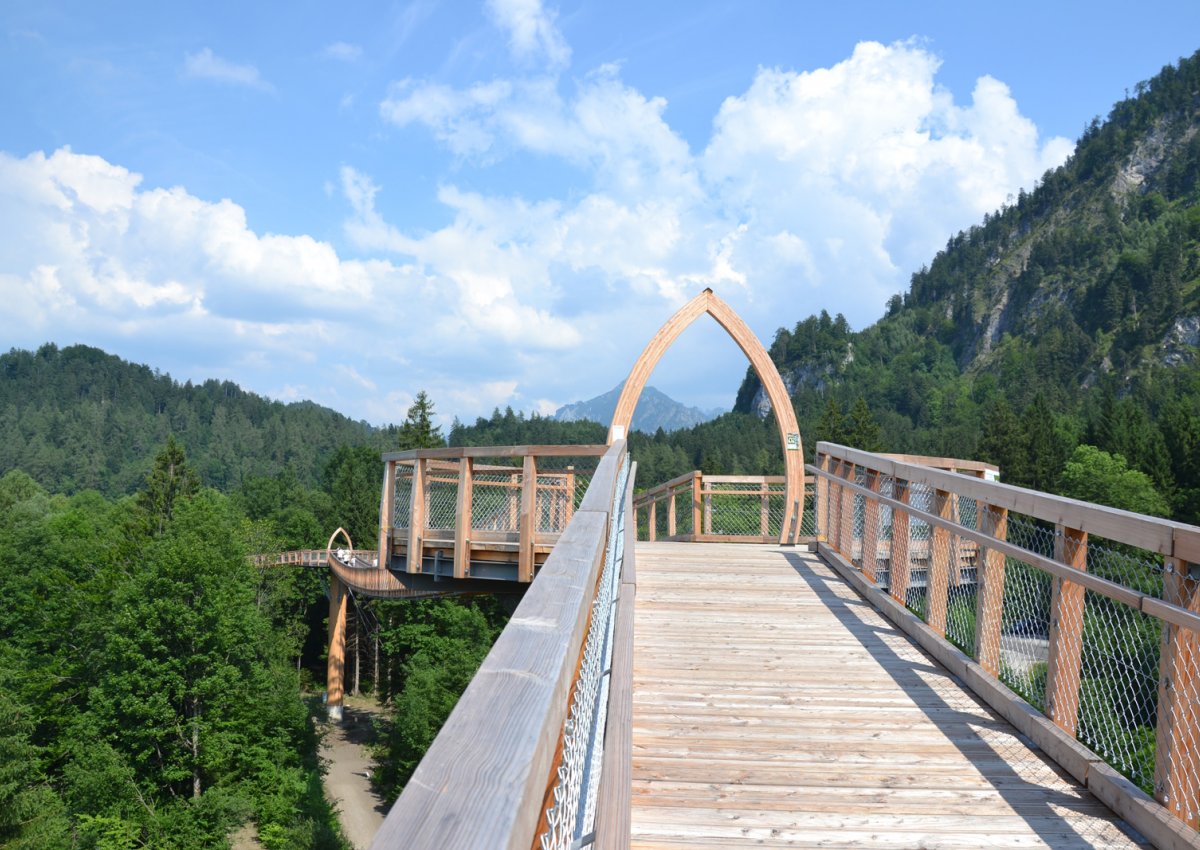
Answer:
2, 2, 1198, 428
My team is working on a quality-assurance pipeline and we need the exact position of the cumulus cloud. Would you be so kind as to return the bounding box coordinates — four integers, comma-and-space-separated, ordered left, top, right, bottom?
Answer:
485, 0, 570, 70
377, 39, 1070, 330
0, 148, 573, 425
184, 47, 273, 92
4, 37, 1076, 427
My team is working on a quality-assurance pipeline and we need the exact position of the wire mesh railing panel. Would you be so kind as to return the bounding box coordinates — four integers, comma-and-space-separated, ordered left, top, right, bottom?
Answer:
1089, 540, 1165, 599
1078, 590, 1161, 794
653, 495, 669, 539
537, 474, 572, 534
425, 475, 458, 531
392, 466, 413, 530
471, 471, 521, 532
995, 557, 1052, 711
706, 493, 760, 535
672, 487, 694, 536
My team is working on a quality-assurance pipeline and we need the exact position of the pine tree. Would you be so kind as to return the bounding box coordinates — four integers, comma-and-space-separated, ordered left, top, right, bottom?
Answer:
398, 391, 445, 451
815, 398, 848, 447
846, 397, 883, 452
977, 397, 1028, 485
136, 435, 200, 536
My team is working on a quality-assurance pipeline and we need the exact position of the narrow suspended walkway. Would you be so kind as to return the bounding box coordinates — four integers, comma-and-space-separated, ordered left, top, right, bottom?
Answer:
630, 542, 1151, 849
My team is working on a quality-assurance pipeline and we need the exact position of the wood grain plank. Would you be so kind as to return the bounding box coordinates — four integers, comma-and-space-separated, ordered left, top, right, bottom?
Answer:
630, 541, 1150, 850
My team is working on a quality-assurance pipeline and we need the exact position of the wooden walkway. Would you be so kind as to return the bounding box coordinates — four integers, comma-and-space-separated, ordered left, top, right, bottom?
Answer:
630, 542, 1151, 849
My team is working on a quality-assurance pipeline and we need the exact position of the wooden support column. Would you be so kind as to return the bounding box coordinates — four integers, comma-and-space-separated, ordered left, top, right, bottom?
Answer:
406, 458, 427, 574
890, 478, 911, 605
862, 470, 882, 583
379, 460, 395, 568
518, 455, 537, 582
974, 505, 1011, 676
927, 489, 953, 635
453, 458, 474, 579
327, 575, 348, 721
816, 454, 830, 542
692, 472, 702, 537
667, 482, 677, 537
647, 499, 657, 542
1044, 525, 1087, 732
508, 472, 520, 530
838, 461, 855, 558
835, 461, 844, 554
760, 480, 770, 537
1154, 557, 1200, 828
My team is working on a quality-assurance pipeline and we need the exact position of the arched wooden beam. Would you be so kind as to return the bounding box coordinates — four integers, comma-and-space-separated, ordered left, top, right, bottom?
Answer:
608, 288, 805, 543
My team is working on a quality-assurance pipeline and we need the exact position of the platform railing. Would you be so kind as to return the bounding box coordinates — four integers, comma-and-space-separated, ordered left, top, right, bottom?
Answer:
379, 444, 606, 582
812, 441, 1200, 844
632, 471, 816, 542
371, 440, 635, 850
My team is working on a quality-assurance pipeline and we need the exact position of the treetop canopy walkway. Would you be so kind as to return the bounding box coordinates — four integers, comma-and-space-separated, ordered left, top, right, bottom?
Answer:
269, 290, 1200, 848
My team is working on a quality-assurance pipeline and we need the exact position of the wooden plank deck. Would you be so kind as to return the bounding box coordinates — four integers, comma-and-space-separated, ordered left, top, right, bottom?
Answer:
630, 542, 1152, 849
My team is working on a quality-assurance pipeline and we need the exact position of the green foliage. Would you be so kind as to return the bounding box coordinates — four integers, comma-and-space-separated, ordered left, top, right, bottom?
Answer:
397, 391, 445, 450
0, 343, 383, 497
1061, 445, 1170, 516
372, 598, 506, 802
0, 443, 348, 849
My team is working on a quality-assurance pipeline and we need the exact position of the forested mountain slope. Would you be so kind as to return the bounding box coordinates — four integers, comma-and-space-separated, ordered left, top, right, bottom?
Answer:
0, 343, 384, 495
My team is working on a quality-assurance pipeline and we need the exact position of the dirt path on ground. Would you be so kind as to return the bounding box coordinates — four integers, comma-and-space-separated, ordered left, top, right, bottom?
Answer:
321, 698, 388, 850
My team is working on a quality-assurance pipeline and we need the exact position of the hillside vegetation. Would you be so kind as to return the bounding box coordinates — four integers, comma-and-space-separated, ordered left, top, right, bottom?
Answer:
0, 344, 383, 496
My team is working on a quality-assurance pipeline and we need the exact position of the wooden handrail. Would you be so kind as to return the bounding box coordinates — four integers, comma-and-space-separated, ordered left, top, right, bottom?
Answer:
371, 441, 630, 850
812, 443, 1200, 841
818, 441, 1199, 561
807, 458, 1200, 634
382, 444, 608, 462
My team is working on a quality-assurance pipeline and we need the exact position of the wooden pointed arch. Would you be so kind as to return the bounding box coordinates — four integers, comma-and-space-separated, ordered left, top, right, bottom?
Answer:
609, 288, 805, 543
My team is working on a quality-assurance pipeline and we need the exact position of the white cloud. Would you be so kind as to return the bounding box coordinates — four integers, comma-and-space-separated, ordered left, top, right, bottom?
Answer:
3, 38, 1077, 429
184, 47, 273, 92
322, 41, 363, 62
485, 0, 570, 70
363, 38, 1074, 414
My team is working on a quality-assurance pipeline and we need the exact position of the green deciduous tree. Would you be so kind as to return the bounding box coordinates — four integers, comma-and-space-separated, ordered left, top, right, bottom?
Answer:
1060, 445, 1169, 517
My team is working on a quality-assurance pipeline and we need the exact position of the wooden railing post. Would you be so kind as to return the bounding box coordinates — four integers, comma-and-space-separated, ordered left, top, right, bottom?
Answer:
518, 455, 537, 582
862, 469, 882, 583
760, 480, 770, 537
1043, 525, 1087, 732
927, 489, 953, 635
667, 482, 677, 538
815, 453, 830, 542
838, 461, 855, 557
974, 505, 1010, 676
692, 472, 702, 537
1154, 557, 1200, 828
564, 466, 575, 525
407, 458, 427, 574
647, 499, 657, 542
890, 477, 911, 605
379, 460, 395, 568
454, 458, 474, 579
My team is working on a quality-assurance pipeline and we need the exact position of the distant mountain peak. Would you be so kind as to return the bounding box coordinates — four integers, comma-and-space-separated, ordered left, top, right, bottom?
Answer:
554, 383, 723, 433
